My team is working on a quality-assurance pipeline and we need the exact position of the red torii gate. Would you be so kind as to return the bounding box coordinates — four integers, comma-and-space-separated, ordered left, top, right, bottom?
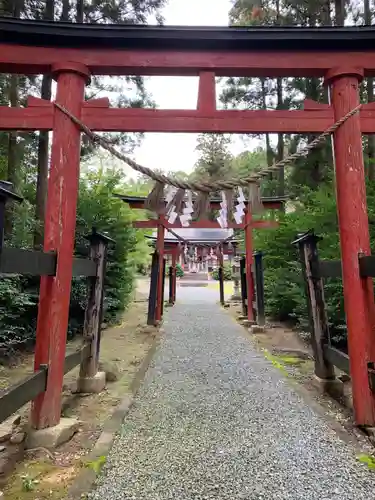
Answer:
117, 195, 284, 324
146, 230, 240, 309
1, 18, 375, 428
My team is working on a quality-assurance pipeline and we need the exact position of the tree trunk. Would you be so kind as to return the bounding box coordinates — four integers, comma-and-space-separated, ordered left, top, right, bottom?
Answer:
276, 77, 284, 197
34, 0, 55, 248
260, 78, 274, 170
5, 0, 24, 237
5, 81, 19, 238
274, 0, 284, 197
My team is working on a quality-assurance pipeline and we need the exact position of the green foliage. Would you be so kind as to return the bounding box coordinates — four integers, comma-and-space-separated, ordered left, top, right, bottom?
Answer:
73, 168, 141, 326
191, 134, 234, 188
0, 168, 150, 355
253, 184, 352, 345
211, 264, 233, 281
176, 263, 184, 278
0, 277, 38, 354
0, 0, 165, 355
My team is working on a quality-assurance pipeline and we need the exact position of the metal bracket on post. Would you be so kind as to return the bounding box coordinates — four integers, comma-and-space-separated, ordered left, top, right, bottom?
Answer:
292, 229, 335, 381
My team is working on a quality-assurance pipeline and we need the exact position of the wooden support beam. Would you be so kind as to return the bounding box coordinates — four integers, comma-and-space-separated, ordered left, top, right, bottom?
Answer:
161, 258, 166, 318
124, 197, 285, 210
293, 231, 335, 381
4, 98, 375, 134
218, 245, 225, 306
0, 107, 54, 131
0, 106, 332, 133
171, 250, 177, 304
147, 251, 159, 326
197, 71, 216, 113
3, 44, 375, 78
82, 108, 334, 134
168, 265, 174, 304
2, 102, 375, 134
254, 252, 265, 327
244, 210, 255, 322
79, 231, 111, 385
240, 257, 248, 317
7, 96, 375, 136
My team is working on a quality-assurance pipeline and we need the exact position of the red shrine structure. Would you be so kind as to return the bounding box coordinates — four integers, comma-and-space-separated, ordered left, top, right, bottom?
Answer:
146, 228, 237, 310
2, 18, 375, 429
147, 228, 236, 273
117, 194, 284, 325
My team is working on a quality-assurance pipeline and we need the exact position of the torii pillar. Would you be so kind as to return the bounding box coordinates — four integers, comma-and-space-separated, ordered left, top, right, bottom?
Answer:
32, 62, 90, 429
327, 66, 375, 426
155, 215, 165, 323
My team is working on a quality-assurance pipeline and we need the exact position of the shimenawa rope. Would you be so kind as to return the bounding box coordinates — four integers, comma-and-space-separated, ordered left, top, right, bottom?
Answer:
53, 101, 361, 247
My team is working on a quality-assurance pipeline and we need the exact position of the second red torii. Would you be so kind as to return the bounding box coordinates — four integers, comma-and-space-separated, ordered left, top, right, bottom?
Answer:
117, 194, 285, 324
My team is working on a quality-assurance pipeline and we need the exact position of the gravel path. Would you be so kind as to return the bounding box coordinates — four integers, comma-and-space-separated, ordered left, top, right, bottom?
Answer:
90, 294, 375, 500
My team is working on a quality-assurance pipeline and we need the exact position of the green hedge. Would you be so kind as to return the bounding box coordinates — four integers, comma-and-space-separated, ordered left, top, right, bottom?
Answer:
211, 263, 233, 281
0, 169, 142, 355
252, 184, 368, 347
176, 263, 184, 277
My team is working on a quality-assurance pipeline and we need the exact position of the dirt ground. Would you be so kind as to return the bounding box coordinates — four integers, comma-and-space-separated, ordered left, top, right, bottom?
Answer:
0, 278, 159, 500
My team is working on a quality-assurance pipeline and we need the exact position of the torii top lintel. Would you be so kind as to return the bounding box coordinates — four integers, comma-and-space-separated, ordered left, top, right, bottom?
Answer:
3, 18, 375, 77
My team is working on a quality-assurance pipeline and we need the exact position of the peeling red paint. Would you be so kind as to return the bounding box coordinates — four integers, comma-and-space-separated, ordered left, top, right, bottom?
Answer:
328, 68, 375, 426
31, 63, 90, 430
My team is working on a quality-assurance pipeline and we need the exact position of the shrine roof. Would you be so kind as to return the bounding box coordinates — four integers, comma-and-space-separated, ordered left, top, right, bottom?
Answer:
146, 228, 234, 243
2, 18, 375, 52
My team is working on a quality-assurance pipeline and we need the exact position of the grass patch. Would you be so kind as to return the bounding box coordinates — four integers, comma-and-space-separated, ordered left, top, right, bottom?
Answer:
275, 354, 304, 366
207, 282, 234, 293
262, 349, 289, 376
357, 454, 375, 470
84, 455, 106, 475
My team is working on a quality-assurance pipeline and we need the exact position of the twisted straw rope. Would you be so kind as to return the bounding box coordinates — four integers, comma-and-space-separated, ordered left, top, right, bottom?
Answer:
54, 102, 361, 193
